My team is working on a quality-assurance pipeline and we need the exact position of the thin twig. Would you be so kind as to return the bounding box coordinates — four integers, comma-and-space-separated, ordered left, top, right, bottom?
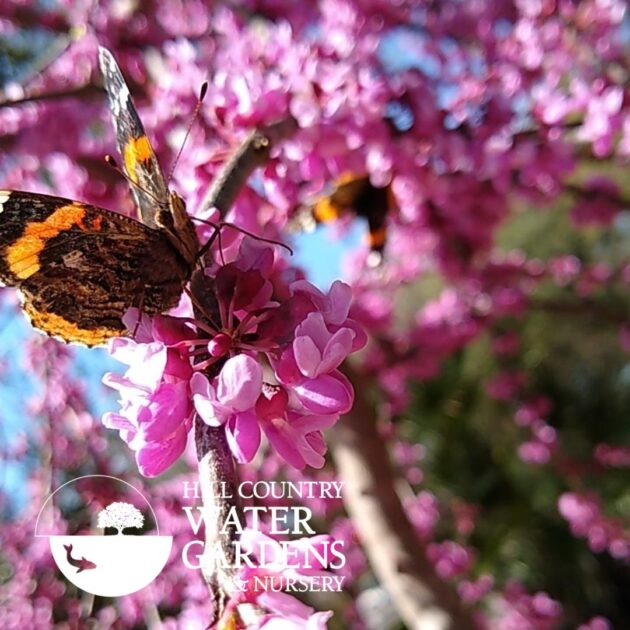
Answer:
194, 416, 241, 623
529, 297, 629, 324
0, 83, 104, 108
190, 266, 240, 626
197, 118, 297, 217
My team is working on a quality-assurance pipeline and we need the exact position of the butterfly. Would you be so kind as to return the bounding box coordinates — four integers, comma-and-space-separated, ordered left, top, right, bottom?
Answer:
294, 173, 395, 262
0, 47, 201, 346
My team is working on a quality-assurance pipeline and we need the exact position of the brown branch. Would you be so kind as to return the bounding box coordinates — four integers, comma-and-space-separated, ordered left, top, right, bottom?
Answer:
190, 265, 241, 626
564, 182, 630, 208
529, 297, 628, 324
194, 417, 241, 621
191, 118, 296, 626
197, 117, 297, 217
330, 366, 479, 630
0, 83, 104, 108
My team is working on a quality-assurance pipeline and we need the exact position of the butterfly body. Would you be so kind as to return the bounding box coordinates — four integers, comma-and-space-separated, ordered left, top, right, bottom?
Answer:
0, 47, 200, 346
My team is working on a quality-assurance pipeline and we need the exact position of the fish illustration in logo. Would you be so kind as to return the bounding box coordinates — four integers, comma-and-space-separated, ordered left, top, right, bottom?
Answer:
63, 544, 97, 573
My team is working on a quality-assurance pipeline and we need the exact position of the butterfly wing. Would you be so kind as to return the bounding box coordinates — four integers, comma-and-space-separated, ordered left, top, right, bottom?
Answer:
312, 174, 390, 253
98, 46, 169, 228
351, 179, 390, 253
0, 191, 190, 345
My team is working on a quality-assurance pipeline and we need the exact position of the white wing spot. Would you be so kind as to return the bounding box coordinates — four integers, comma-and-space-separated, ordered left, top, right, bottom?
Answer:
112, 84, 130, 117
0, 190, 10, 213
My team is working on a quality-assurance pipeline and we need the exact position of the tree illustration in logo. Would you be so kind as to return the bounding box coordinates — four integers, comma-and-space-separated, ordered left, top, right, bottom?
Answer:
97, 502, 144, 535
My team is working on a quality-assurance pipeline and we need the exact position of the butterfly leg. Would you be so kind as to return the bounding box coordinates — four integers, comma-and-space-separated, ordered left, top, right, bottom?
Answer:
131, 289, 146, 340
192, 218, 292, 262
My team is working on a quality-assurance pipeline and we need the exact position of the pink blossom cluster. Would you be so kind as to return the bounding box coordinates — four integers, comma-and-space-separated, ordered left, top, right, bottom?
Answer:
512, 397, 558, 466
558, 492, 630, 561
104, 238, 365, 476
493, 582, 562, 630
0, 332, 213, 628
594, 444, 630, 468
426, 540, 476, 580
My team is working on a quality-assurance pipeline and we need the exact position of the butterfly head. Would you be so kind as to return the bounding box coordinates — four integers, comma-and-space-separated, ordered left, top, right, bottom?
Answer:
156, 191, 199, 268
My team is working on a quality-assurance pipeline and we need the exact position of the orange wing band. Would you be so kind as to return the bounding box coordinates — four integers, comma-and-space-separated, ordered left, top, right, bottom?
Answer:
6, 204, 87, 279
123, 135, 154, 184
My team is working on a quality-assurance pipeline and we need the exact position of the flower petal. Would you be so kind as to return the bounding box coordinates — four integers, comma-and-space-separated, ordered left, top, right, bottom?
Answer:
135, 431, 188, 477
295, 313, 329, 351
218, 355, 263, 411
191, 373, 225, 426
326, 280, 352, 324
142, 382, 192, 441
262, 420, 306, 469
294, 372, 353, 415
293, 335, 322, 378
319, 327, 354, 373
226, 411, 261, 463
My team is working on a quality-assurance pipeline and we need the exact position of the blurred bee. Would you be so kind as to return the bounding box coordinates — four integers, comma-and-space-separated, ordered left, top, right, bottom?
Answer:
292, 173, 395, 266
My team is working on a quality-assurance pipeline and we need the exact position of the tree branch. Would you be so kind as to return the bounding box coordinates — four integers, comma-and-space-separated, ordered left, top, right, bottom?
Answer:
191, 117, 296, 626
198, 118, 297, 217
529, 296, 628, 324
330, 366, 478, 630
0, 83, 104, 108
194, 417, 241, 621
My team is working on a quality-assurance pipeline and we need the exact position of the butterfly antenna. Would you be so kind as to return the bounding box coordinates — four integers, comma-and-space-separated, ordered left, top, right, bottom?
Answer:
167, 81, 208, 186
191, 217, 294, 259
104, 154, 164, 205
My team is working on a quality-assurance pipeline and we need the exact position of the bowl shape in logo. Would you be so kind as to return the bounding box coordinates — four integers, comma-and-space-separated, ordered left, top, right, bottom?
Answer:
50, 535, 172, 597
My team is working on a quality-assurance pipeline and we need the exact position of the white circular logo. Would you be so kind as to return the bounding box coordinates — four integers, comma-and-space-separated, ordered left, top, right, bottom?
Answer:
35, 475, 173, 597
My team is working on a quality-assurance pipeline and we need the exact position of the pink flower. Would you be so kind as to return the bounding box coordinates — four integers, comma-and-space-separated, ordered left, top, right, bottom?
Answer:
576, 85, 623, 157
191, 355, 263, 463
558, 492, 630, 559
578, 616, 612, 630
594, 444, 630, 468
256, 385, 337, 469
291, 280, 366, 346
330, 519, 367, 583
103, 314, 195, 477
293, 313, 355, 377
274, 314, 355, 416
218, 530, 335, 629
253, 592, 333, 630
192, 356, 339, 469
405, 491, 440, 540
458, 575, 494, 604
426, 541, 476, 579
518, 441, 552, 465
496, 582, 562, 630
102, 238, 364, 475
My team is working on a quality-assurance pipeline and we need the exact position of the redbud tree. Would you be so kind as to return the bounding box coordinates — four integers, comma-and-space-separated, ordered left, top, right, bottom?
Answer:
0, 1, 629, 629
